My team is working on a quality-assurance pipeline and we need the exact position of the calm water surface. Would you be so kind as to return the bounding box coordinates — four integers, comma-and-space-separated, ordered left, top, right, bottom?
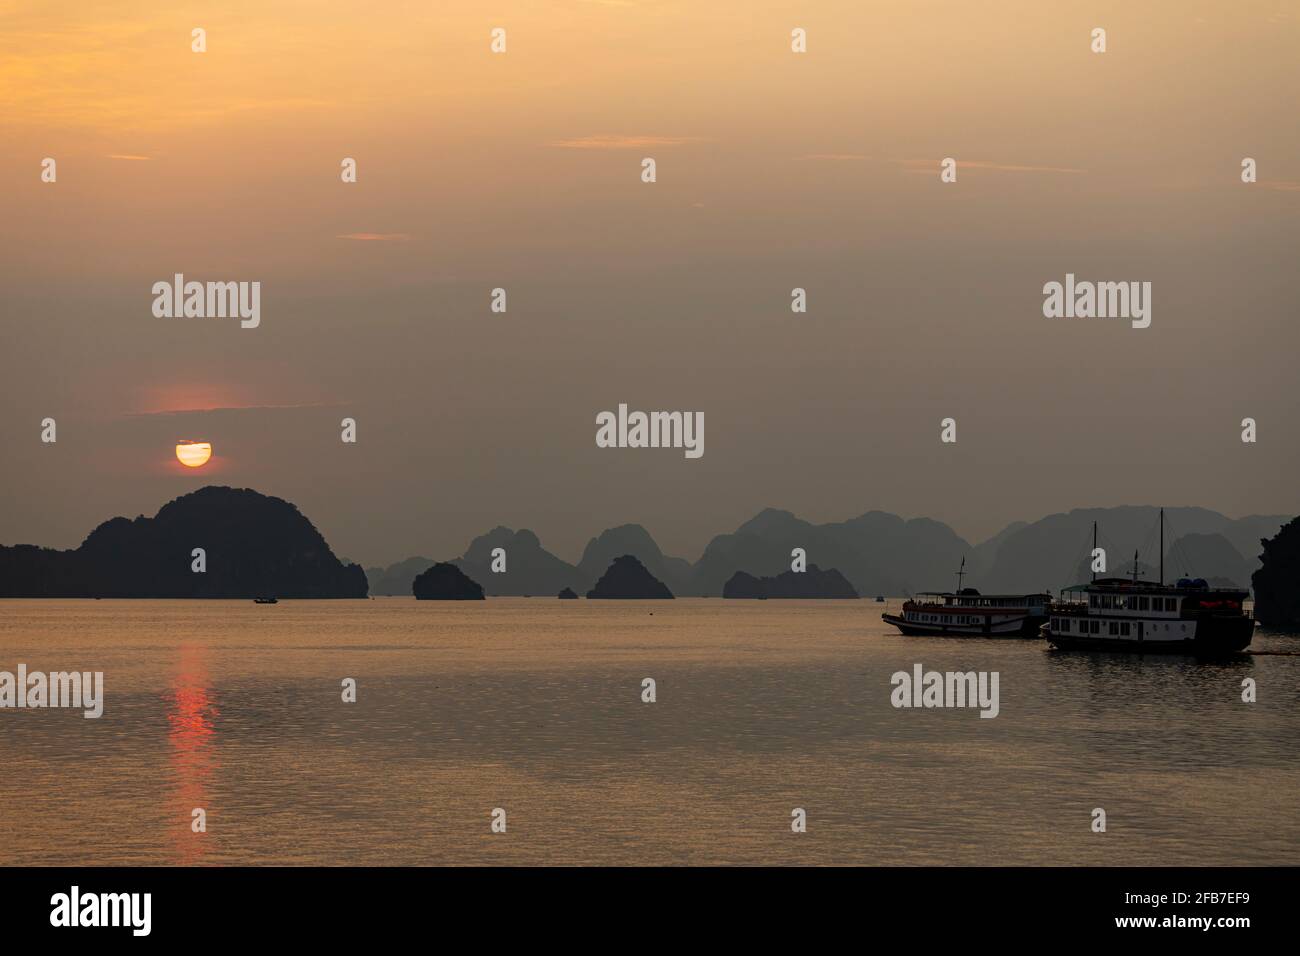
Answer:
1, 599, 1296, 865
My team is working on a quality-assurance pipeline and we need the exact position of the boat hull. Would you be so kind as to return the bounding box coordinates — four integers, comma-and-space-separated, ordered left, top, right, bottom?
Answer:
1045, 615, 1253, 656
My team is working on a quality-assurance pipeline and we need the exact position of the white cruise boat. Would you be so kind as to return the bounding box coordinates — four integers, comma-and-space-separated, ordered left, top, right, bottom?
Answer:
881, 558, 1050, 637
1043, 511, 1253, 655
883, 589, 1052, 637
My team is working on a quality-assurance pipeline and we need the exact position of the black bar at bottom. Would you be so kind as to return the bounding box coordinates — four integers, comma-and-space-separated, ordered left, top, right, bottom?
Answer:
0, 866, 1289, 942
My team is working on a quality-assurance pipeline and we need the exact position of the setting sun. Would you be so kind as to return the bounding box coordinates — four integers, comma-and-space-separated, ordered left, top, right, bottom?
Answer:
175, 441, 212, 468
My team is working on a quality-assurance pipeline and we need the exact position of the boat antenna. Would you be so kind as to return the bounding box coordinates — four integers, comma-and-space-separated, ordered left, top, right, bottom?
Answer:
955, 556, 966, 593
1159, 507, 1164, 586
1132, 549, 1140, 583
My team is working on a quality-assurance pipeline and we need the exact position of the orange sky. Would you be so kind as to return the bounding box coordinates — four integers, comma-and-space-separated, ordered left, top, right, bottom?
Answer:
1, 1, 1297, 565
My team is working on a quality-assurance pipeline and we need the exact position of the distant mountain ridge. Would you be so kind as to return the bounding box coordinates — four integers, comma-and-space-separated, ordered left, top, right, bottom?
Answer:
365, 556, 435, 596
2, 493, 1287, 601
367, 505, 1291, 598
577, 524, 693, 595
453, 527, 579, 596
978, 507, 1286, 593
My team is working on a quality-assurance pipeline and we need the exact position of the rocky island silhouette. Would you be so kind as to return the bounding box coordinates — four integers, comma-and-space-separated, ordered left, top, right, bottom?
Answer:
586, 554, 673, 599
723, 564, 859, 599
0, 486, 366, 598
412, 562, 485, 600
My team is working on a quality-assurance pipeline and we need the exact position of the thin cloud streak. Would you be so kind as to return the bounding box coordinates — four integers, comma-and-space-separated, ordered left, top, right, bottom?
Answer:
551, 134, 694, 150
126, 402, 346, 418
899, 158, 1086, 174
800, 153, 872, 162
335, 233, 413, 241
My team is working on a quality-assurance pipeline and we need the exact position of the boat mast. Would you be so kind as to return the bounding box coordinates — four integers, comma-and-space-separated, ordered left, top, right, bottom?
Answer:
955, 556, 966, 593
1159, 508, 1164, 586
1092, 521, 1097, 582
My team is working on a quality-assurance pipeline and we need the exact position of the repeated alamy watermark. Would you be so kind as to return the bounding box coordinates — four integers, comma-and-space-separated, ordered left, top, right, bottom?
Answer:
0, 664, 103, 718
1043, 273, 1151, 329
891, 663, 999, 718
596, 403, 703, 459
152, 273, 260, 328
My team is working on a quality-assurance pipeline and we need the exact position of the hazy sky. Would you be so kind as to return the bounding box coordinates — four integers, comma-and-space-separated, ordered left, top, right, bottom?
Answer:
2, 0, 1297, 567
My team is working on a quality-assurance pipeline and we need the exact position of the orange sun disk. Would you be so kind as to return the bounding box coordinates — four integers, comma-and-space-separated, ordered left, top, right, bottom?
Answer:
176, 441, 212, 468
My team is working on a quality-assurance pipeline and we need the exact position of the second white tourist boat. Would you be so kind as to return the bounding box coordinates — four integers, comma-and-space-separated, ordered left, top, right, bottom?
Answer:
882, 560, 1051, 637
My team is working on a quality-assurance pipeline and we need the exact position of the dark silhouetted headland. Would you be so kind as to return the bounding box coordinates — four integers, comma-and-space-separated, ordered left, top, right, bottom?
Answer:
1252, 517, 1300, 626
0, 486, 367, 598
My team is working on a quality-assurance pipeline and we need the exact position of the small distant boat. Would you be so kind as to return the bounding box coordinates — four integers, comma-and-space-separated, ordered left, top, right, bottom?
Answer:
254, 597, 278, 604
881, 558, 1049, 637
875, 595, 885, 603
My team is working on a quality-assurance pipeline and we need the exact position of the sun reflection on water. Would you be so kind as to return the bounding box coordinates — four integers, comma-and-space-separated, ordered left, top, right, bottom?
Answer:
166, 644, 220, 864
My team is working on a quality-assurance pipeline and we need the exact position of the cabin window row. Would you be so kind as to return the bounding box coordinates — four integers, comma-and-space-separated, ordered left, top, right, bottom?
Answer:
1054, 619, 1106, 634
1089, 594, 1178, 612
912, 613, 982, 624
1054, 618, 1190, 636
